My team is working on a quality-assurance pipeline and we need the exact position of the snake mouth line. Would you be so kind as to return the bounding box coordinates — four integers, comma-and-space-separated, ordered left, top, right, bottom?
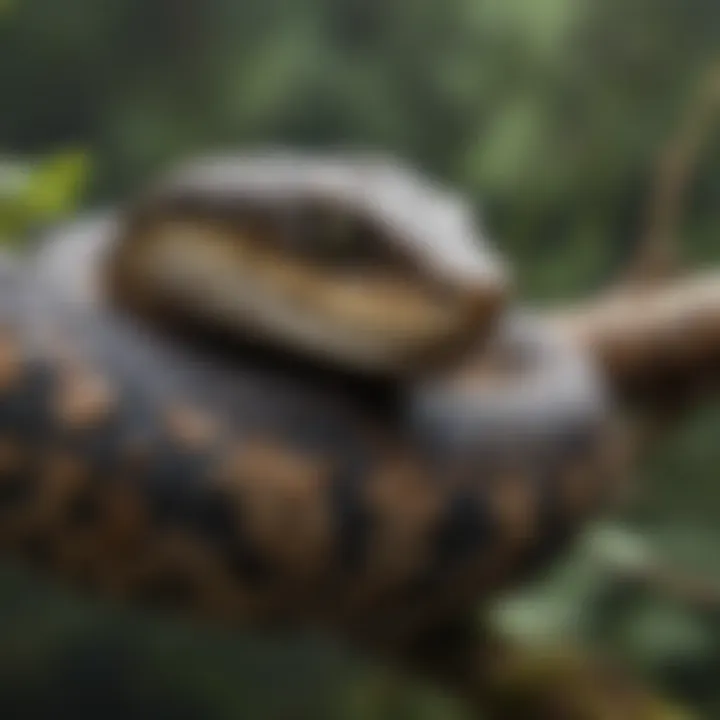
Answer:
106, 215, 505, 377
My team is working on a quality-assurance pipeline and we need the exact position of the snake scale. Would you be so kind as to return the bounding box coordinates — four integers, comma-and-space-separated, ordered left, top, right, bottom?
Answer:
0, 154, 622, 650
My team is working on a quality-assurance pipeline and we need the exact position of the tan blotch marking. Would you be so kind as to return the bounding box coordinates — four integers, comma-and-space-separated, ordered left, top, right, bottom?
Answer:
0, 452, 89, 546
165, 405, 218, 450
0, 332, 23, 391
119, 532, 254, 622
217, 440, 334, 576
54, 483, 155, 594
488, 473, 537, 548
340, 452, 442, 622
92, 483, 153, 556
54, 368, 116, 430
36, 452, 89, 521
364, 452, 441, 580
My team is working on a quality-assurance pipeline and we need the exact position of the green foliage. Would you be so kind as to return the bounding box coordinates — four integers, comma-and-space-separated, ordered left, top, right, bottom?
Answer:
0, 150, 88, 242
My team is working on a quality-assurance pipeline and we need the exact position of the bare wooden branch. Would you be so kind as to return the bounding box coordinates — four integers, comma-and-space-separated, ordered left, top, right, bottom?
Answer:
626, 63, 720, 286
550, 272, 720, 411
610, 560, 720, 614
391, 620, 692, 720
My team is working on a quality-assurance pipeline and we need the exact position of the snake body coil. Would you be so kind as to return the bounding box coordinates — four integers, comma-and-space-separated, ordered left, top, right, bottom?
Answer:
0, 155, 619, 645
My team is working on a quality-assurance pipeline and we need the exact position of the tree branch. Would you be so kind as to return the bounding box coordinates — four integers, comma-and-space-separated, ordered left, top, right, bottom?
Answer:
391, 619, 692, 720
626, 62, 720, 286
550, 272, 720, 412
610, 560, 720, 614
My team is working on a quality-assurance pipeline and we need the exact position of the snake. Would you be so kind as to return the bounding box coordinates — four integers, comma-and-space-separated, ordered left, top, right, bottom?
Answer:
0, 152, 621, 649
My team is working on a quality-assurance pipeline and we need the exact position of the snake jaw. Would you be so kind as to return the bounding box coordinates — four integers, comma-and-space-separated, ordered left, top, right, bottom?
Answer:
103, 153, 511, 378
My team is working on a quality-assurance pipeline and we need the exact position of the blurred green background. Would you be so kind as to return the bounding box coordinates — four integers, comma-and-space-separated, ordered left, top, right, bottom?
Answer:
1, 0, 720, 717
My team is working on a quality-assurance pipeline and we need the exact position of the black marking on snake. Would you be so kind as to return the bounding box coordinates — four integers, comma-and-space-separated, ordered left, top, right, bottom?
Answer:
330, 450, 375, 576
403, 490, 492, 599
65, 488, 102, 529
0, 359, 56, 441
517, 462, 575, 581
134, 571, 201, 611
0, 474, 36, 515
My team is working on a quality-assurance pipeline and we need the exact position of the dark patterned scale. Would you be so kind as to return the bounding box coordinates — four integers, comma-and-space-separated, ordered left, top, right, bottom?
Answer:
0, 156, 621, 646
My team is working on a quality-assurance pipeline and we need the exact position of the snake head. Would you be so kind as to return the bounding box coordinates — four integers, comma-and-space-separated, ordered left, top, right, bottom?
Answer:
103, 152, 510, 378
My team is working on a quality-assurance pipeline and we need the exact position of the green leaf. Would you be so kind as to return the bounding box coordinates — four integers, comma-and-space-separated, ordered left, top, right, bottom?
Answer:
0, 151, 89, 242
23, 151, 89, 219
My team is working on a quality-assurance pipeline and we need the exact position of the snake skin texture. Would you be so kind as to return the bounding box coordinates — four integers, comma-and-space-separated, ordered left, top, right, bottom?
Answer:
0, 215, 622, 646
108, 153, 509, 377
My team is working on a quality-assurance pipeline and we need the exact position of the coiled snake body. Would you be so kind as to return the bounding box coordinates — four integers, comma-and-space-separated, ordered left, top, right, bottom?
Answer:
0, 154, 619, 649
